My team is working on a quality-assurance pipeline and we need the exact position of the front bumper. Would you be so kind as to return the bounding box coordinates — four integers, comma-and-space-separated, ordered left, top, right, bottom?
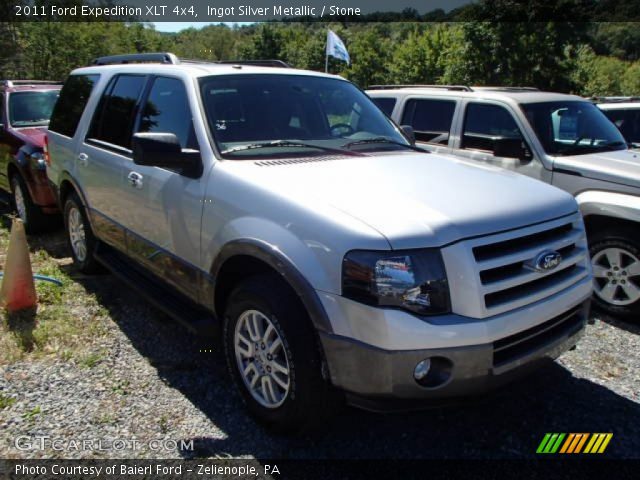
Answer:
319, 298, 590, 411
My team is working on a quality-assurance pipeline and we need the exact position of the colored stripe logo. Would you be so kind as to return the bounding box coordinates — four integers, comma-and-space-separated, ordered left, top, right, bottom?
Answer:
537, 433, 613, 454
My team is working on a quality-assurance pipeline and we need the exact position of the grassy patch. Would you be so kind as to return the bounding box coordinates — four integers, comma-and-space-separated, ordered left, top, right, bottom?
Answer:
0, 393, 16, 409
79, 351, 104, 369
0, 220, 110, 365
22, 405, 42, 421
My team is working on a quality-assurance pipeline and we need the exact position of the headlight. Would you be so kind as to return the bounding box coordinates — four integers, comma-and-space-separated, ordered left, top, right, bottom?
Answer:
29, 151, 46, 170
342, 249, 450, 316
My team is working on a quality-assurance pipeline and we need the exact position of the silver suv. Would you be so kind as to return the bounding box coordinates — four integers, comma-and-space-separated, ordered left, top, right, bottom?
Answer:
47, 55, 592, 430
369, 86, 640, 318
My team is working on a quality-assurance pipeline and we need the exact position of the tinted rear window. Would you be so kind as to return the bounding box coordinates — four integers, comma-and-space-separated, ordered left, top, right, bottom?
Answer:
49, 74, 99, 137
371, 97, 396, 116
602, 108, 640, 143
88, 75, 146, 149
401, 99, 456, 145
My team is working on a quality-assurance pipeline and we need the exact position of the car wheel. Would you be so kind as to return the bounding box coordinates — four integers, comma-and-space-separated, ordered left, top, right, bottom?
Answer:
223, 274, 338, 432
64, 192, 101, 273
590, 228, 640, 319
10, 174, 48, 234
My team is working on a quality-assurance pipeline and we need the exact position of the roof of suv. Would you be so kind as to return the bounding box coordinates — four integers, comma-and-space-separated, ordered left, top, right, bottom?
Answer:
71, 62, 342, 81
366, 86, 585, 104
1, 81, 62, 93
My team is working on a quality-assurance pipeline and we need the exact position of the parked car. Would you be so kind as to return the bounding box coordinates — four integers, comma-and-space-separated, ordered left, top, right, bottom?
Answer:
0, 80, 62, 232
47, 54, 592, 430
595, 97, 640, 148
369, 85, 640, 318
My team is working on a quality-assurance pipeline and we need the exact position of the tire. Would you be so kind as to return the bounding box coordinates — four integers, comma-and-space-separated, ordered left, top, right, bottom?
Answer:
223, 274, 339, 432
63, 192, 101, 273
589, 227, 640, 320
10, 174, 49, 234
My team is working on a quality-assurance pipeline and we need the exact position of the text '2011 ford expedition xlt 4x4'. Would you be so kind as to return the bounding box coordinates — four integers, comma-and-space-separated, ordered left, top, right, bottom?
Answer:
47, 54, 592, 431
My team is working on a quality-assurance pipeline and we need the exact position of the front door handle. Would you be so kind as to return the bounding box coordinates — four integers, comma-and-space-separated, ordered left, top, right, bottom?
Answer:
127, 171, 143, 189
77, 152, 89, 166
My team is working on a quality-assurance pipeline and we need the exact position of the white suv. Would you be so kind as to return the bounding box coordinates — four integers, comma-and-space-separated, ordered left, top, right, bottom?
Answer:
46, 55, 592, 430
369, 85, 640, 318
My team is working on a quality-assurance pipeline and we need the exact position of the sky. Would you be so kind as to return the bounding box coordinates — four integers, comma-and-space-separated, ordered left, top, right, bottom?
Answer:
153, 22, 244, 33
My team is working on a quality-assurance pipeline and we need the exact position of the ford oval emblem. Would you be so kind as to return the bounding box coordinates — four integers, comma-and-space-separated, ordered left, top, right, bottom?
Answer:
530, 250, 562, 272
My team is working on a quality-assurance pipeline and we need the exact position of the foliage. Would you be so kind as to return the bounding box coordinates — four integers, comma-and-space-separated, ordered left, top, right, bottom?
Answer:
1, 18, 640, 95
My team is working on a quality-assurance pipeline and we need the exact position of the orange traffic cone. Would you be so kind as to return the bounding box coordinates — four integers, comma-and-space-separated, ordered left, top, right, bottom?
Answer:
0, 218, 37, 313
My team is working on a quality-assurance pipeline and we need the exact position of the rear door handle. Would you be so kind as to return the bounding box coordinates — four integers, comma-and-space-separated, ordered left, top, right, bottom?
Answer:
127, 171, 143, 189
77, 153, 89, 166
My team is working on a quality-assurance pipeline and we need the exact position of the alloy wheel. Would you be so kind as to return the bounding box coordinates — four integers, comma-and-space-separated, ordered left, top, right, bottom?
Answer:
592, 247, 640, 306
68, 207, 87, 262
234, 309, 291, 409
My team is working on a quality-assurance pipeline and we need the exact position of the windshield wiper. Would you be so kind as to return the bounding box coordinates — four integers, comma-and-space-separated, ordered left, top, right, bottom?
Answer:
221, 140, 360, 156
343, 137, 427, 152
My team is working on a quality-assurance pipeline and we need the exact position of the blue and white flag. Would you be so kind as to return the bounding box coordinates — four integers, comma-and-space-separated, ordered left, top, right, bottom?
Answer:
326, 30, 350, 65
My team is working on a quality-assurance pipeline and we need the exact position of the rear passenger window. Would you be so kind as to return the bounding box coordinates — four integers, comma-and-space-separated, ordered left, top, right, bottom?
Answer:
401, 99, 455, 145
88, 75, 146, 149
603, 109, 640, 143
462, 103, 523, 153
49, 74, 99, 137
371, 97, 396, 116
136, 77, 197, 149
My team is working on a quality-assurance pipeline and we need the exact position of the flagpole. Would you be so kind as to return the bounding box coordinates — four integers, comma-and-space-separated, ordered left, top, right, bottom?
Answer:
325, 29, 329, 73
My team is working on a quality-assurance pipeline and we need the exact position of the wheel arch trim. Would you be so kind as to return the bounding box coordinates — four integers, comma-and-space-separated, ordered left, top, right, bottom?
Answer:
576, 190, 640, 224
210, 239, 333, 334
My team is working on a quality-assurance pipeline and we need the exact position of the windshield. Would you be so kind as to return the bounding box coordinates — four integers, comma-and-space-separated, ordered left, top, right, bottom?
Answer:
199, 74, 408, 158
8, 90, 60, 127
520, 101, 627, 156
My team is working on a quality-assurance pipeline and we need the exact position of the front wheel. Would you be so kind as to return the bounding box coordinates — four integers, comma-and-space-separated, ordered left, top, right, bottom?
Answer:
223, 274, 338, 432
10, 175, 48, 234
590, 229, 640, 319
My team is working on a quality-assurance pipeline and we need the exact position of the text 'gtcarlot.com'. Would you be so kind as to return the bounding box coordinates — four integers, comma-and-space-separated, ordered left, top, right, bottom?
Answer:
14, 435, 193, 452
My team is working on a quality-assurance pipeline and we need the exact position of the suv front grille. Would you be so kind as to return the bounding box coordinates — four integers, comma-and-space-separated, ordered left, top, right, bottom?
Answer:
441, 213, 590, 318
493, 305, 584, 367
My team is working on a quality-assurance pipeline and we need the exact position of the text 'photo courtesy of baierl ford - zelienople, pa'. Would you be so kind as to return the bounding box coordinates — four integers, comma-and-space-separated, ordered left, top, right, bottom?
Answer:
0, 0, 639, 479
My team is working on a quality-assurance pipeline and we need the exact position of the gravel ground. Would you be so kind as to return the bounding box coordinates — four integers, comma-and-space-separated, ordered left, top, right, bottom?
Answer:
0, 231, 639, 460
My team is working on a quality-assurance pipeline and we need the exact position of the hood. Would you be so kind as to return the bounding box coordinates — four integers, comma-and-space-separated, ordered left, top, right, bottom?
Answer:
553, 149, 640, 189
228, 152, 578, 249
11, 127, 47, 148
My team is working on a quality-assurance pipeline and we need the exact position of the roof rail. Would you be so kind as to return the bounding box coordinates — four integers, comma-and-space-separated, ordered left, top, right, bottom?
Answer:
368, 84, 473, 92
213, 59, 292, 68
3, 80, 63, 88
591, 96, 640, 103
92, 53, 180, 66
472, 86, 540, 92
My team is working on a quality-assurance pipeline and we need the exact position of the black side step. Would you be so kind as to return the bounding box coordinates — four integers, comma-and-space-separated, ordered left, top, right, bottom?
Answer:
94, 243, 217, 338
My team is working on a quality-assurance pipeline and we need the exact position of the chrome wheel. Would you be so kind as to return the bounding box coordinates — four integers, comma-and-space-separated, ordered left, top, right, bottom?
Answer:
592, 247, 640, 306
13, 179, 27, 223
68, 207, 87, 262
234, 309, 290, 409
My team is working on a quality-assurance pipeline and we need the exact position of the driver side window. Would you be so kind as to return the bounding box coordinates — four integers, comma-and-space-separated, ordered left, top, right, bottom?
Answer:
135, 77, 198, 150
462, 103, 524, 154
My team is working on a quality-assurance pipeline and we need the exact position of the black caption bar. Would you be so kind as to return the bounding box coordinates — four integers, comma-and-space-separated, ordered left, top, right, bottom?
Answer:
1, 459, 639, 480
5, 0, 640, 22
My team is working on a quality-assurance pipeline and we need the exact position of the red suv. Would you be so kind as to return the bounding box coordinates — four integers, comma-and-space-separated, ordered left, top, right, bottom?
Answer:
0, 80, 62, 232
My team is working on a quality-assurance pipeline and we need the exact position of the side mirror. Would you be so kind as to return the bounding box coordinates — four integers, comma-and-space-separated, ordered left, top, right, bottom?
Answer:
493, 137, 531, 161
131, 132, 202, 178
401, 125, 416, 145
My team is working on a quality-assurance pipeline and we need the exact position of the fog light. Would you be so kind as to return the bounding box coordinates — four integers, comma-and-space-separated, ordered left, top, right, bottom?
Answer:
414, 358, 431, 381
413, 356, 453, 388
